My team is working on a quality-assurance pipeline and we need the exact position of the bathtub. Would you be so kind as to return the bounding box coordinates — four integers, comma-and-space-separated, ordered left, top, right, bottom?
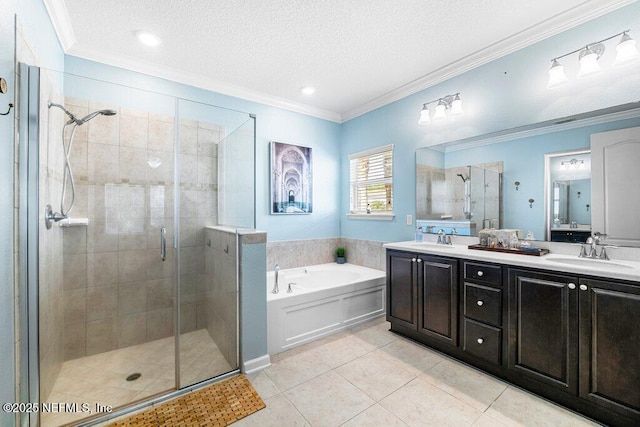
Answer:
267, 263, 386, 355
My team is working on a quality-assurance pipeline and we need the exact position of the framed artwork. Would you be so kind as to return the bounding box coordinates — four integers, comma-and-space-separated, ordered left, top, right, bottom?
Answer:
270, 141, 313, 214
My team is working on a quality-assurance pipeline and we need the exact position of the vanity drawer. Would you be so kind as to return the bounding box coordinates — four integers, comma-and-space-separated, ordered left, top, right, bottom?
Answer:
464, 283, 502, 327
464, 261, 502, 286
463, 319, 502, 365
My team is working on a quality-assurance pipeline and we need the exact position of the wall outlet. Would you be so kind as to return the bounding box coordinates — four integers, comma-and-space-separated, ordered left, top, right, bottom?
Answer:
406, 214, 413, 225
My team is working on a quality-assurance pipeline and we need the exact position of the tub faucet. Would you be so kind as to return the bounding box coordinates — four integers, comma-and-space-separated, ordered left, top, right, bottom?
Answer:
272, 264, 280, 294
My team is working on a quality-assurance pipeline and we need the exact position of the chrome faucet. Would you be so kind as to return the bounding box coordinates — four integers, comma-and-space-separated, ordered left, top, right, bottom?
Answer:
272, 264, 280, 294
437, 229, 446, 244
579, 232, 611, 259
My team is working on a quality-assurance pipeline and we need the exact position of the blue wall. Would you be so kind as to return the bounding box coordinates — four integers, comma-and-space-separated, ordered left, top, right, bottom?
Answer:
340, 1, 640, 242
0, 4, 16, 425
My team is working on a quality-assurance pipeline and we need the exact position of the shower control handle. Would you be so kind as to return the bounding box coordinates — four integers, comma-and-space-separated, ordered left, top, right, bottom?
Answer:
160, 227, 166, 262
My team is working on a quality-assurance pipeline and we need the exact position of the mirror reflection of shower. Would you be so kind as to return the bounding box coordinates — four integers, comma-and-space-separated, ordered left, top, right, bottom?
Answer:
457, 172, 472, 220
44, 102, 117, 229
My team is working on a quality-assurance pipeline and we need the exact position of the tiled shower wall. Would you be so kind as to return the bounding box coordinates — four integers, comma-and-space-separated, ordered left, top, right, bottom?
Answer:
61, 97, 221, 360
203, 227, 238, 367
267, 238, 385, 271
38, 75, 65, 401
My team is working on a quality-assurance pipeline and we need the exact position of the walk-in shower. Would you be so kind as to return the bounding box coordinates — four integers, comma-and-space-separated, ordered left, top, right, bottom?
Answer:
44, 102, 117, 229
18, 64, 256, 427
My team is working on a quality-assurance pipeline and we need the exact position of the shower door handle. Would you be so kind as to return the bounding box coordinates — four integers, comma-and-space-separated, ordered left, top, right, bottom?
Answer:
160, 227, 166, 261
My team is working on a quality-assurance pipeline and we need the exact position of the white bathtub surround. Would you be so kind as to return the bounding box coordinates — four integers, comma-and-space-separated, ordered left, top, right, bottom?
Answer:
267, 237, 385, 271
267, 263, 386, 355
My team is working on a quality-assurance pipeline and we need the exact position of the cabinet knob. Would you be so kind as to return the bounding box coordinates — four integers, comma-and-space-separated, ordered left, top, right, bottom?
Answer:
416, 258, 422, 263
477, 271, 484, 277
580, 284, 588, 291
412, 258, 416, 263
476, 300, 484, 306
568, 283, 576, 290
477, 338, 484, 344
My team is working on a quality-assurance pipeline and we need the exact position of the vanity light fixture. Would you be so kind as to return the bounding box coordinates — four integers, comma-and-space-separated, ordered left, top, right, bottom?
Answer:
418, 93, 463, 125
559, 158, 585, 170
528, 198, 535, 208
546, 30, 640, 88
514, 181, 520, 191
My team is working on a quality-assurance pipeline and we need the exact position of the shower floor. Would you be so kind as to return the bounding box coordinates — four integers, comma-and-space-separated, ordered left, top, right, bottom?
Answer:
41, 329, 233, 427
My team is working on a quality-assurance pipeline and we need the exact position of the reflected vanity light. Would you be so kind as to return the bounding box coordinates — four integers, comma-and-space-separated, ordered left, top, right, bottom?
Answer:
547, 30, 640, 88
528, 198, 535, 208
514, 181, 520, 191
147, 157, 162, 168
559, 158, 585, 170
418, 93, 463, 125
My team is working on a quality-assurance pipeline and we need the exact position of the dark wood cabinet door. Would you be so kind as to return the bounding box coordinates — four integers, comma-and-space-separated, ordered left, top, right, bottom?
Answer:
417, 256, 458, 346
579, 278, 640, 420
386, 251, 417, 329
508, 269, 578, 394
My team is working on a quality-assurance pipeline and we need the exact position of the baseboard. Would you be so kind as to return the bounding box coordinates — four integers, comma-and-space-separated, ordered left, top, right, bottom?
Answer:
241, 354, 271, 374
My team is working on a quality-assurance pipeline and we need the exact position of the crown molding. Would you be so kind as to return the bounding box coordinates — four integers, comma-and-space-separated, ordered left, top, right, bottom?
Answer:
42, 0, 76, 51
341, 0, 636, 122
443, 107, 640, 153
45, 0, 634, 124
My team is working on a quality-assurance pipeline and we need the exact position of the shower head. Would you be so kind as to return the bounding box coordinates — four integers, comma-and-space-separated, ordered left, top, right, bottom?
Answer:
76, 109, 117, 125
48, 101, 117, 126
457, 174, 468, 183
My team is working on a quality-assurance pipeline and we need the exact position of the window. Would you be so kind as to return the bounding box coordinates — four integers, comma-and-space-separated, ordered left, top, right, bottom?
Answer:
349, 144, 394, 219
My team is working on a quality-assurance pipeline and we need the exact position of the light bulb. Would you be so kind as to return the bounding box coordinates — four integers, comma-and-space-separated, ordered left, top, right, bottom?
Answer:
449, 95, 464, 116
547, 59, 568, 88
433, 101, 447, 121
613, 33, 640, 67
135, 30, 161, 46
577, 47, 602, 78
418, 106, 431, 125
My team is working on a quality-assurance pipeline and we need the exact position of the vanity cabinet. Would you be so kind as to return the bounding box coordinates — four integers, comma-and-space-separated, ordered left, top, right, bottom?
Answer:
462, 261, 503, 365
507, 269, 579, 394
386, 250, 458, 347
578, 278, 640, 419
386, 247, 640, 425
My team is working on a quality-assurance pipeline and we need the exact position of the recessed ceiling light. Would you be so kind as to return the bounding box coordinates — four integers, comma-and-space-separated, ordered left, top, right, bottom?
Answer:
301, 86, 316, 95
135, 30, 161, 46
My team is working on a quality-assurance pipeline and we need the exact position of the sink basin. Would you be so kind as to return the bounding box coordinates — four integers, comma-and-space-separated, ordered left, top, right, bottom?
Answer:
545, 257, 634, 269
409, 242, 455, 249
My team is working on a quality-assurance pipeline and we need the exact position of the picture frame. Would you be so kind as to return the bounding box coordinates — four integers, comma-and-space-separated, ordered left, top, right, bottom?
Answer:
270, 141, 313, 214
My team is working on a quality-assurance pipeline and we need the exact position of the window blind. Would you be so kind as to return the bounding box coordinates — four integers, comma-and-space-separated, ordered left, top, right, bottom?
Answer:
349, 144, 393, 213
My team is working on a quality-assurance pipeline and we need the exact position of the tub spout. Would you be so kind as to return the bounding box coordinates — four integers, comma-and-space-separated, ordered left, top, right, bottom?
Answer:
272, 264, 280, 294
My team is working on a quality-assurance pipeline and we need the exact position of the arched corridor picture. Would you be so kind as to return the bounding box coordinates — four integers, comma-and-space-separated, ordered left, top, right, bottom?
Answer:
270, 141, 313, 214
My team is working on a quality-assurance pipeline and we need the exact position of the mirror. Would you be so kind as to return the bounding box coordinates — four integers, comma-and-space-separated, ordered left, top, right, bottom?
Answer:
544, 149, 591, 243
415, 107, 640, 246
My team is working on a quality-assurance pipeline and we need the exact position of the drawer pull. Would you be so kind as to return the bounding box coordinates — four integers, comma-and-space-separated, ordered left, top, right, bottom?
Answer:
580, 284, 588, 291
416, 258, 422, 263
477, 338, 484, 344
568, 283, 576, 290
476, 300, 484, 306
412, 258, 416, 263
477, 271, 484, 277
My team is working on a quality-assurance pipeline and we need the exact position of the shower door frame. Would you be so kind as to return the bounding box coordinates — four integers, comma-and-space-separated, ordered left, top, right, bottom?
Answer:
18, 62, 42, 427
18, 67, 246, 426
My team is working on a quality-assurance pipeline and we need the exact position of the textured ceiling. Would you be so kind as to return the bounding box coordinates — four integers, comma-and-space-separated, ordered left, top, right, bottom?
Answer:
50, 0, 632, 121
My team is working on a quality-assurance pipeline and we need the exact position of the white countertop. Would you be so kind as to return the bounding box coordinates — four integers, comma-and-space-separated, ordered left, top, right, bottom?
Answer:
383, 241, 640, 283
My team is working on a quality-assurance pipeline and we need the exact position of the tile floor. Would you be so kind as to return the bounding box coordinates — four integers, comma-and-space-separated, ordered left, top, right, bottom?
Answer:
42, 329, 232, 427
239, 318, 600, 427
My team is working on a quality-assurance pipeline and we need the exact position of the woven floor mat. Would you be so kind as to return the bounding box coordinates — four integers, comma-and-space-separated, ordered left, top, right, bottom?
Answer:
109, 375, 265, 426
